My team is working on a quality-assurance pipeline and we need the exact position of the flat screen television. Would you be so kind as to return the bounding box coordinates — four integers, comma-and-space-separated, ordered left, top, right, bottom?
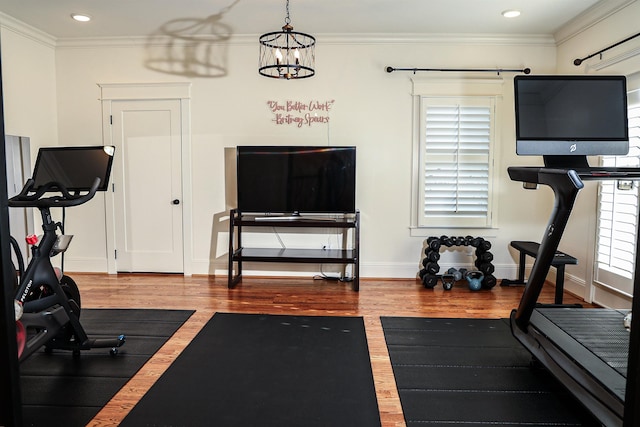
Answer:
236, 146, 356, 215
514, 75, 629, 167
32, 146, 115, 192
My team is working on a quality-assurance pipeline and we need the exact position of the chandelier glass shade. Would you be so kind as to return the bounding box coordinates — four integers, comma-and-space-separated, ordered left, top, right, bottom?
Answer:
258, 1, 315, 79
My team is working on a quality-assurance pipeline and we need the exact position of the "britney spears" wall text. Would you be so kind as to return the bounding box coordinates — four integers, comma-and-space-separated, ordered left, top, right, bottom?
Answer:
267, 100, 335, 128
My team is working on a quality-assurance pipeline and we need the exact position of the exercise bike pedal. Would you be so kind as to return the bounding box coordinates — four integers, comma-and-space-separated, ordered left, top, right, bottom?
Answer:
45, 334, 126, 358
91, 334, 126, 352
110, 335, 127, 356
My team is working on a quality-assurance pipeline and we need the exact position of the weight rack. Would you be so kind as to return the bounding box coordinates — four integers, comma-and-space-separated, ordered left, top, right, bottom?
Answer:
418, 235, 497, 290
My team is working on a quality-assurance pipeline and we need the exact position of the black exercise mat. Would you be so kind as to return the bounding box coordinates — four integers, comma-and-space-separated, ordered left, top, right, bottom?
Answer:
20, 308, 193, 427
382, 317, 601, 427
121, 312, 381, 427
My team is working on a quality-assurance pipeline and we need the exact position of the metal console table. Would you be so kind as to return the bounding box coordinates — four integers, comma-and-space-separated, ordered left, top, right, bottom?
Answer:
228, 209, 360, 291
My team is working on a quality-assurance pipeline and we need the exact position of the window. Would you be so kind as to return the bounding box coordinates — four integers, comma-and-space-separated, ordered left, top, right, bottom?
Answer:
595, 90, 640, 296
417, 96, 496, 228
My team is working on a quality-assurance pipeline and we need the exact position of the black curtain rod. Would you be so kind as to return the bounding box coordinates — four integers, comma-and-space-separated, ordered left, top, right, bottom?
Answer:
574, 31, 640, 66
386, 66, 531, 75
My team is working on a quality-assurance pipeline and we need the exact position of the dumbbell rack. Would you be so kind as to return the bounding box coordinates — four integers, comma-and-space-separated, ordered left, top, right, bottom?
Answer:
419, 235, 497, 290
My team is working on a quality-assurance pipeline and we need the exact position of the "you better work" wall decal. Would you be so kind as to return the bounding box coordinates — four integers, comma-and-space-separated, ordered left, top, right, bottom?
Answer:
267, 100, 335, 128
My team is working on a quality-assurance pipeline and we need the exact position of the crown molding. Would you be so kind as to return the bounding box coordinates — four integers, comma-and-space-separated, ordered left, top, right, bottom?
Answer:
56, 36, 150, 49
316, 33, 556, 46
0, 9, 555, 50
0, 11, 56, 48
554, 0, 637, 45
55, 32, 556, 49
2, 1, 632, 51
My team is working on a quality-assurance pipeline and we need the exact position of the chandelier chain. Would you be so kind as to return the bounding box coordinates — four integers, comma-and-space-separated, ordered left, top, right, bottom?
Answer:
285, 0, 291, 25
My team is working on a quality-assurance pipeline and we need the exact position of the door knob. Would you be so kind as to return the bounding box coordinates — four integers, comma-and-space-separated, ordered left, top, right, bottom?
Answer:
172, 199, 180, 205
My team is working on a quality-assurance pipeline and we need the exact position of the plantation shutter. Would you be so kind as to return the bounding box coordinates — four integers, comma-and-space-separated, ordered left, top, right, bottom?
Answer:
419, 97, 494, 228
595, 100, 640, 296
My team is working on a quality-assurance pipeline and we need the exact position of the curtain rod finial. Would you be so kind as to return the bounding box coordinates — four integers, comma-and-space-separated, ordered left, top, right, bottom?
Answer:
573, 58, 583, 66
386, 66, 395, 73
523, 68, 531, 74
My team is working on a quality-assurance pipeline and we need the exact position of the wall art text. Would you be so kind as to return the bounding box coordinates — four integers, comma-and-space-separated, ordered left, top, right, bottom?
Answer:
267, 100, 335, 128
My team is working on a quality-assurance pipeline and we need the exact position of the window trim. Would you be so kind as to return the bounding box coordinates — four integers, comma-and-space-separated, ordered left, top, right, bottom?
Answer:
410, 77, 504, 232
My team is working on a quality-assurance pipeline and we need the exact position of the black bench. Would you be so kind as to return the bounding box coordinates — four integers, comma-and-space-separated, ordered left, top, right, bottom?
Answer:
501, 240, 578, 304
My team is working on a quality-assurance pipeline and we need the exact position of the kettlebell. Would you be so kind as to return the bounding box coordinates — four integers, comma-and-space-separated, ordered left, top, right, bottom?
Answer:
465, 270, 484, 291
441, 273, 455, 291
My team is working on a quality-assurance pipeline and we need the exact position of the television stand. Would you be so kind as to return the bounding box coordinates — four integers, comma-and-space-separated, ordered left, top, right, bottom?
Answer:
228, 209, 360, 291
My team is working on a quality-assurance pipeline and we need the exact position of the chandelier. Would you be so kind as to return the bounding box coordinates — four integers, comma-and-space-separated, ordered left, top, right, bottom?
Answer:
258, 0, 315, 79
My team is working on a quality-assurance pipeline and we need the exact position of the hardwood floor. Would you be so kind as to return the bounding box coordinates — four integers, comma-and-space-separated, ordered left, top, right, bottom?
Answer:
73, 273, 590, 427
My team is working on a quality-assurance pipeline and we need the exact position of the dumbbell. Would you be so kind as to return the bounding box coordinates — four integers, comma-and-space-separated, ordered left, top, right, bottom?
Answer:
477, 239, 492, 251
446, 267, 463, 282
475, 247, 493, 258
423, 249, 441, 262
422, 274, 439, 289
476, 251, 493, 263
482, 274, 497, 289
426, 237, 441, 251
468, 237, 483, 248
440, 235, 454, 247
454, 236, 466, 246
424, 262, 440, 275
477, 262, 495, 275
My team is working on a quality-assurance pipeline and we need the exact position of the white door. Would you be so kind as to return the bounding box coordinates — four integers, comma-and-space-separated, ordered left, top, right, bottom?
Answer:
110, 99, 184, 273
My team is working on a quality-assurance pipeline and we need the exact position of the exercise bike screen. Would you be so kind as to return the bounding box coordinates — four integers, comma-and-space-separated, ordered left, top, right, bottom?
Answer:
32, 146, 115, 192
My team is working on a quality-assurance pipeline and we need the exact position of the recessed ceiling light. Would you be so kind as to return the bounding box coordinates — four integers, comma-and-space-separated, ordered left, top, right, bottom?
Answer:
71, 13, 91, 22
501, 10, 521, 18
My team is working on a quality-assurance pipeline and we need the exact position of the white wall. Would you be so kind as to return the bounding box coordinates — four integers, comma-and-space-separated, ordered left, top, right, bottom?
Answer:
0, 17, 57, 158
49, 34, 558, 278
0, 16, 60, 264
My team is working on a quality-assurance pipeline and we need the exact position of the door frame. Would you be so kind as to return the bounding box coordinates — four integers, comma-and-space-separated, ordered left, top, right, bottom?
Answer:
99, 82, 193, 276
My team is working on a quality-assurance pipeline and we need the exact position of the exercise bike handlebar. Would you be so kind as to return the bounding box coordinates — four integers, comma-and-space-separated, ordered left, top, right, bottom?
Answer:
8, 177, 102, 208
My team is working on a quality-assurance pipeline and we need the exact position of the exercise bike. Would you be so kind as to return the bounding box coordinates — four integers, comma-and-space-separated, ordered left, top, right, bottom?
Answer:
9, 145, 125, 361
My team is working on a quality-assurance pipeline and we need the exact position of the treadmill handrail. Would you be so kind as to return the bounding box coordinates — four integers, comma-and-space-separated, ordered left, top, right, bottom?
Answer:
508, 165, 640, 427
507, 167, 584, 330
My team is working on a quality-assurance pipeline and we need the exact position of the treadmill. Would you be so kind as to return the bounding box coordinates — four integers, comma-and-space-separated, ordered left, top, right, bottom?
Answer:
508, 163, 640, 427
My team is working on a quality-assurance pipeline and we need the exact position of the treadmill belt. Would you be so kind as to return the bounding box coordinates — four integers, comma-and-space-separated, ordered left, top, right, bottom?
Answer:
537, 308, 630, 378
